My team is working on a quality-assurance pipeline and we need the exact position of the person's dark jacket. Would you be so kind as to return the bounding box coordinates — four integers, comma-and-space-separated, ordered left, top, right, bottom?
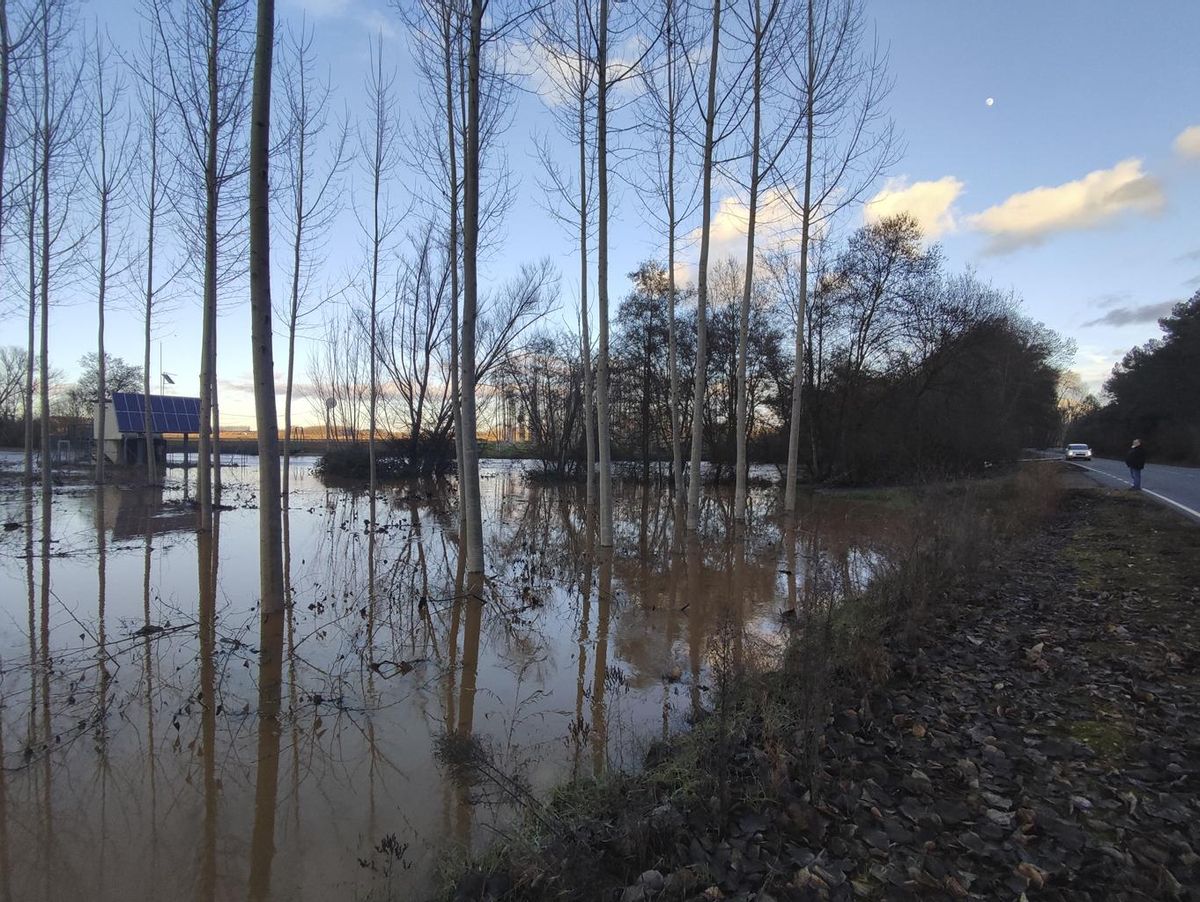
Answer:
1126, 445, 1146, 470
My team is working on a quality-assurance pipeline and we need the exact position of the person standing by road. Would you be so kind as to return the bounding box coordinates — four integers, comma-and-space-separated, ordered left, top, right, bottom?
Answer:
1125, 439, 1147, 490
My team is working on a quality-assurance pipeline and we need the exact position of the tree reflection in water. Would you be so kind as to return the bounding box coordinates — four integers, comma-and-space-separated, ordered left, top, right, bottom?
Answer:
0, 458, 904, 900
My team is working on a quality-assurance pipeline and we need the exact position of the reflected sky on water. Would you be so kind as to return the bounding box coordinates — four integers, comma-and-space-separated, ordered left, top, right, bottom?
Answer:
0, 457, 908, 900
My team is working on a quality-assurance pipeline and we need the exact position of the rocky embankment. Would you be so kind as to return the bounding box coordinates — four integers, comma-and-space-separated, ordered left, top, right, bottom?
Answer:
454, 476, 1200, 902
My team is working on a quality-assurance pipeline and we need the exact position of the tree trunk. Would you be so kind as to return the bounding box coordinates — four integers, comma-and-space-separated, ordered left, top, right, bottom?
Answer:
38, 1, 50, 501
198, 0, 221, 531
687, 0, 722, 531
578, 52, 596, 510
282, 98, 304, 507
24, 142, 35, 485
440, 1, 464, 507
733, 0, 763, 523
596, 0, 614, 547
0, 0, 8, 276
0, 0, 14, 482
143, 94, 158, 487
784, 0, 814, 513
368, 45, 382, 506
641, 328, 651, 482
95, 51, 110, 486
248, 0, 284, 623
459, 0, 485, 574
666, 0, 683, 504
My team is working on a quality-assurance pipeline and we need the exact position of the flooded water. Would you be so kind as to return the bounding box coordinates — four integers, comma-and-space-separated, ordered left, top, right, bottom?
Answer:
0, 456, 909, 901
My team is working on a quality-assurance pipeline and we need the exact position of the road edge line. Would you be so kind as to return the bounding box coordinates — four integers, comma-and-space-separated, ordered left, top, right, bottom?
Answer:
1072, 463, 1200, 523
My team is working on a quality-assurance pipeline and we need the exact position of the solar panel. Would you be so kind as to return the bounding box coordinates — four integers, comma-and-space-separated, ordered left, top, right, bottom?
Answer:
111, 392, 202, 435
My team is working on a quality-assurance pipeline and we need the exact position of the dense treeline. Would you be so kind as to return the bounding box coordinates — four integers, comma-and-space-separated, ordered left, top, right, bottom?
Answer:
1071, 292, 1199, 464
508, 215, 1065, 483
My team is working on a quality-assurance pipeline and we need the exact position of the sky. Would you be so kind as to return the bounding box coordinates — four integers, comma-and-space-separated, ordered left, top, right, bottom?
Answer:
3, 0, 1199, 431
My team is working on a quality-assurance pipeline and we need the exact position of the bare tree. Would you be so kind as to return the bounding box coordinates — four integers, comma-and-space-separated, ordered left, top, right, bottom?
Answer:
592, 0, 658, 546
89, 30, 135, 484
130, 20, 177, 486
277, 18, 348, 504
685, 0, 723, 532
529, 0, 598, 507
782, 0, 894, 512
460, 0, 535, 573
356, 33, 403, 507
153, 0, 253, 528
0, 1, 34, 328
0, 3, 11, 258
401, 0, 467, 494
18, 49, 36, 484
32, 0, 85, 498
638, 0, 697, 503
729, 0, 804, 521
403, 0, 521, 518
377, 223, 453, 452
499, 333, 583, 477
307, 309, 369, 443
461, 0, 486, 574
0, 346, 26, 422
475, 257, 558, 381
247, 0, 283, 620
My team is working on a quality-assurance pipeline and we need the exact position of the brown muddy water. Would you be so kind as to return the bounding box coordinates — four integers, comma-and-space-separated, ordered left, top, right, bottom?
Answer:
0, 456, 909, 901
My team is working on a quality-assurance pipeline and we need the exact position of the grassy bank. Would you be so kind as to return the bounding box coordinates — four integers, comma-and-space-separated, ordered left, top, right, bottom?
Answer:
438, 465, 1078, 901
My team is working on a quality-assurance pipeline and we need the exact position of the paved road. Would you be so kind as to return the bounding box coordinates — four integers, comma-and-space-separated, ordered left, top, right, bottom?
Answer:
1069, 456, 1200, 524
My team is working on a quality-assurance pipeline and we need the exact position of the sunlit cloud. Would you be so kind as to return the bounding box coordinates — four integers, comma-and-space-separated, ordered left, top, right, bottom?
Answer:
1173, 124, 1200, 159
677, 187, 805, 287
864, 175, 964, 239
1073, 346, 1119, 395
967, 159, 1164, 254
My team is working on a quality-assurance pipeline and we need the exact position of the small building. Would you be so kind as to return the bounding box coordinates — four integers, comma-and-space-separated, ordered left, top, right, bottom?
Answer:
94, 392, 201, 466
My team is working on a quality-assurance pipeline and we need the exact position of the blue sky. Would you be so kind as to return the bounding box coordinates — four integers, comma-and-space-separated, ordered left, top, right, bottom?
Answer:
4, 0, 1199, 429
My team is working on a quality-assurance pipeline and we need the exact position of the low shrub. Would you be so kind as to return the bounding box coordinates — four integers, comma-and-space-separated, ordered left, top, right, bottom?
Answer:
315, 436, 455, 480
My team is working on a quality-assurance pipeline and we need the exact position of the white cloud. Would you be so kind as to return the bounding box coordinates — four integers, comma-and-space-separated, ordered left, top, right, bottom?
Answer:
513, 35, 646, 109
281, 0, 397, 38
967, 159, 1164, 254
1174, 124, 1200, 159
512, 41, 588, 108
678, 187, 804, 286
864, 176, 964, 239
282, 0, 352, 17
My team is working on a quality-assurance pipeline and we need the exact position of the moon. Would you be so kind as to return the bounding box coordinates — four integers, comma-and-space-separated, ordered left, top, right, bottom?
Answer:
986, 97, 995, 107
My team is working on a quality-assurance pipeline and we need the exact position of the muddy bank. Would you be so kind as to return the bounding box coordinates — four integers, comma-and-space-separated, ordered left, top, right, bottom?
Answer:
449, 472, 1200, 901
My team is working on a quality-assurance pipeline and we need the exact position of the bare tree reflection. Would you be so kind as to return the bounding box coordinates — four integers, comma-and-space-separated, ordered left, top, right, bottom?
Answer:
246, 572, 286, 900
94, 489, 111, 896
591, 547, 612, 776
196, 511, 219, 902
39, 470, 52, 902
142, 506, 160, 884
0, 459, 912, 899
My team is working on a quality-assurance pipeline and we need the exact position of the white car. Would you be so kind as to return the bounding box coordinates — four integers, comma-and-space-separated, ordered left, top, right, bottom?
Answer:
1064, 443, 1092, 461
